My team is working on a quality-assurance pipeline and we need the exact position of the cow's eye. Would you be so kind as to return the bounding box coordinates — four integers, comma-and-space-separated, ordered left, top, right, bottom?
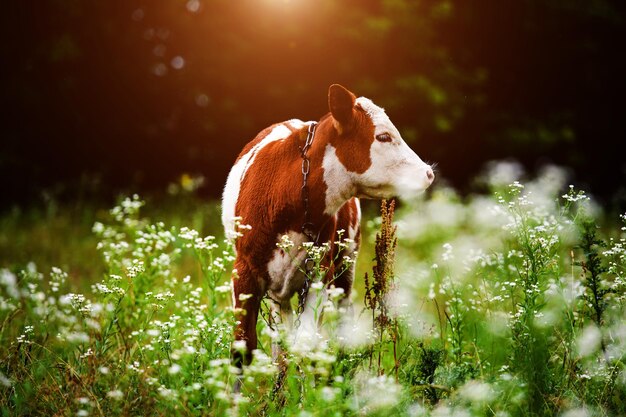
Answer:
376, 133, 392, 142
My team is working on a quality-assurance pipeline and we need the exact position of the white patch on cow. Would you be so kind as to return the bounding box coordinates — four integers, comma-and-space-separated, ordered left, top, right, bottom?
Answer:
222, 123, 296, 237
286, 119, 307, 130
348, 198, 361, 242
266, 230, 308, 301
356, 97, 401, 139
322, 145, 356, 215
348, 226, 358, 245
353, 97, 434, 198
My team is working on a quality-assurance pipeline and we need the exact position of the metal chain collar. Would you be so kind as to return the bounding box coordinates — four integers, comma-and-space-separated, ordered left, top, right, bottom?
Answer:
296, 122, 318, 324
300, 122, 317, 242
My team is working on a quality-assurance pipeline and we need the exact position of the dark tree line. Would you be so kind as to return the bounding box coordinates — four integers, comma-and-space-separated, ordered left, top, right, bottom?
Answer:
2, 0, 625, 210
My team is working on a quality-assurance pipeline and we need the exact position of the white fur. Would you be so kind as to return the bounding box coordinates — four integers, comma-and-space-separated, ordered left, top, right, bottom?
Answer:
352, 198, 361, 233
348, 199, 360, 243
266, 231, 308, 302
356, 97, 401, 138
355, 97, 433, 197
286, 119, 308, 130
322, 145, 356, 215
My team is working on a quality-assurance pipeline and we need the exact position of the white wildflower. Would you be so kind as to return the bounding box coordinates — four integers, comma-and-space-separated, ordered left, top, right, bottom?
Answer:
561, 408, 591, 417
106, 390, 124, 400
576, 325, 602, 357
458, 380, 495, 403
327, 285, 345, 300
232, 340, 247, 351
0, 371, 12, 387
168, 364, 182, 375
310, 281, 324, 291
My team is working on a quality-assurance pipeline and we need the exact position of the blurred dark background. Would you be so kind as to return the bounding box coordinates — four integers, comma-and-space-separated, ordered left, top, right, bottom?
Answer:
2, 0, 625, 211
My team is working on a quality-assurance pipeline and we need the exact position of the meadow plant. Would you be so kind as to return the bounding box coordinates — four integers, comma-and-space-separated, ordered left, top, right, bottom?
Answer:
1, 164, 626, 416
0, 195, 241, 416
390, 164, 626, 416
364, 199, 400, 377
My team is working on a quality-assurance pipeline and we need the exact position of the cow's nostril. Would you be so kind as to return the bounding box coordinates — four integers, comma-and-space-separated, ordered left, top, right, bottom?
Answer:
426, 168, 434, 181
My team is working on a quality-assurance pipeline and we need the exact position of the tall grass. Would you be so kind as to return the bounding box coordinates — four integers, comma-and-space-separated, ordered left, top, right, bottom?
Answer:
1, 164, 625, 416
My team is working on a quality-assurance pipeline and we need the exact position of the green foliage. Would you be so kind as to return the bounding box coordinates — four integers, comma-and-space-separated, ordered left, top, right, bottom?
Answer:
1, 166, 626, 416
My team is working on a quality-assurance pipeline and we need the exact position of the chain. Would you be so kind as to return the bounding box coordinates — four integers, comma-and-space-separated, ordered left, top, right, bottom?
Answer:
300, 122, 317, 241
295, 122, 318, 326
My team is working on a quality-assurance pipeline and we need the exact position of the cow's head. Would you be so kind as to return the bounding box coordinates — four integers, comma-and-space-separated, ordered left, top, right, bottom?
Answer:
323, 84, 434, 208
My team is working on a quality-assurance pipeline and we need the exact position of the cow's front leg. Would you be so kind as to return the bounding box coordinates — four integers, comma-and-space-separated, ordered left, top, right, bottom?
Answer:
293, 284, 327, 349
330, 252, 357, 341
269, 300, 293, 363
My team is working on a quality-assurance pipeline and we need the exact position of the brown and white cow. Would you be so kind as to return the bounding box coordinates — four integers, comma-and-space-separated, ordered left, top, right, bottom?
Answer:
222, 84, 434, 367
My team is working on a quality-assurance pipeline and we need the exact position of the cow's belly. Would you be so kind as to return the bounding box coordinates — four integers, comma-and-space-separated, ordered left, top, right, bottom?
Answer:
266, 230, 309, 302
265, 198, 360, 302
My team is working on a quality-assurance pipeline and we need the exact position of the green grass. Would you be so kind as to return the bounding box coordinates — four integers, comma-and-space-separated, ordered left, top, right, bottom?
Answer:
1, 166, 625, 416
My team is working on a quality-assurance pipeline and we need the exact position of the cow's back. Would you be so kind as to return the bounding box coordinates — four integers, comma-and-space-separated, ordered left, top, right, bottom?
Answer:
222, 119, 310, 239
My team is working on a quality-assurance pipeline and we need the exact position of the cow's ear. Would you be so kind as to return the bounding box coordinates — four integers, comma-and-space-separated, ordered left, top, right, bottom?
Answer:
328, 84, 356, 133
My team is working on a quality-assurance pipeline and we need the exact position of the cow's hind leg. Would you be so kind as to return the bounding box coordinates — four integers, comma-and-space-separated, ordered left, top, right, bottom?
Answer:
268, 300, 292, 399
231, 263, 263, 391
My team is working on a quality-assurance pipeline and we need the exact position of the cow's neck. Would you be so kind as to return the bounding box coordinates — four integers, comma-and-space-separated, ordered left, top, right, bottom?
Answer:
294, 120, 356, 237
297, 172, 348, 243
319, 142, 356, 216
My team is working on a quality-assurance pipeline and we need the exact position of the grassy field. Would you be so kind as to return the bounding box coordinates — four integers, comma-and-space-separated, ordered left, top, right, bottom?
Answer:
1, 164, 625, 416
